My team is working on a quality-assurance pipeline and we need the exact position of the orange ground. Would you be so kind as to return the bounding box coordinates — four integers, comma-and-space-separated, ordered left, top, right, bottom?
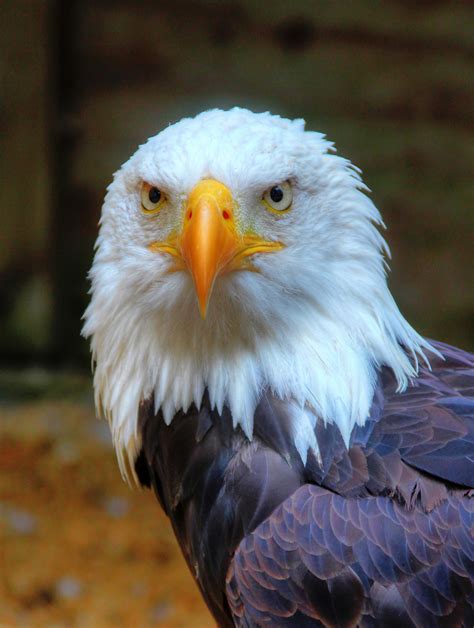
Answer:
0, 397, 213, 627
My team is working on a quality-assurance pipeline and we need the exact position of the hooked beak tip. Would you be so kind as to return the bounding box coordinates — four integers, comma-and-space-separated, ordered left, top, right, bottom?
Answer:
198, 298, 209, 320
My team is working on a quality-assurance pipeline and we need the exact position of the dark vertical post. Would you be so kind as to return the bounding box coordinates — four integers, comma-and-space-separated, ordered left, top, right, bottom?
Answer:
50, 0, 84, 365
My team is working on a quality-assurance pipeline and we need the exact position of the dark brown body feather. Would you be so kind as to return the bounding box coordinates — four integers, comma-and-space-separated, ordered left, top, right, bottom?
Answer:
136, 341, 474, 626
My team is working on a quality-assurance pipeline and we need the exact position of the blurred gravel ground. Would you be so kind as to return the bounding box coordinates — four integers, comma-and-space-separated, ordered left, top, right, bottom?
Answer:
0, 373, 212, 627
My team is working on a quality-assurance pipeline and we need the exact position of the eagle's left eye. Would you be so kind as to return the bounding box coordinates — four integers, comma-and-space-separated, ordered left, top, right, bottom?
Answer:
262, 181, 293, 213
141, 182, 166, 214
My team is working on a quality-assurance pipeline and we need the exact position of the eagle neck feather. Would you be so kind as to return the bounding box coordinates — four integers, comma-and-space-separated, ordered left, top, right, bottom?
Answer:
84, 267, 432, 485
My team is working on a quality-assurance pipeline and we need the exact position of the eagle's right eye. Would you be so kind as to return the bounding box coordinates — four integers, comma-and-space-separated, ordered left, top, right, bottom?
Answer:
141, 182, 166, 214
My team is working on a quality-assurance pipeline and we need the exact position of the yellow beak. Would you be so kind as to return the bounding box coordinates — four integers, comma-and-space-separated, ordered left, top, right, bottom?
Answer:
149, 179, 283, 318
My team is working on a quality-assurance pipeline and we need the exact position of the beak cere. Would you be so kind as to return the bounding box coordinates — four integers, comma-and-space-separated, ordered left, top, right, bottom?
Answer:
149, 179, 284, 319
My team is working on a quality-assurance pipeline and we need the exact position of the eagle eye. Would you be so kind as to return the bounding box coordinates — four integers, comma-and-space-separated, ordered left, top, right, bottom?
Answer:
141, 182, 166, 214
262, 181, 292, 213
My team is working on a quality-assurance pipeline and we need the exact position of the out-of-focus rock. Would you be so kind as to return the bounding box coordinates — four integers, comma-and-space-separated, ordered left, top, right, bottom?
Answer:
103, 496, 129, 518
0, 504, 38, 535
55, 576, 83, 600
150, 600, 173, 623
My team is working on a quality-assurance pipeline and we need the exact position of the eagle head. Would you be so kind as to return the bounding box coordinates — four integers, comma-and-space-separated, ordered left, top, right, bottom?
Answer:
83, 108, 430, 483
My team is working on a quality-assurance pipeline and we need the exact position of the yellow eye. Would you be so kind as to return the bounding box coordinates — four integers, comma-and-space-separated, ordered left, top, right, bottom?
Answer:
262, 181, 293, 213
141, 182, 166, 214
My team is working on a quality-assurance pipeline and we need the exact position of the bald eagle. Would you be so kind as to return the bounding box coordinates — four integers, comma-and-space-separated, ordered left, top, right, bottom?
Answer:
83, 109, 473, 627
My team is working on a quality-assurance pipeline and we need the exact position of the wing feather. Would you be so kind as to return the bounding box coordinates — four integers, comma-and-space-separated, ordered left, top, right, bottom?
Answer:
227, 486, 473, 626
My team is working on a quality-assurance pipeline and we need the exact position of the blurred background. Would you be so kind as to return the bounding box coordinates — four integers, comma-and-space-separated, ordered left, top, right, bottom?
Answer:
1, 0, 473, 626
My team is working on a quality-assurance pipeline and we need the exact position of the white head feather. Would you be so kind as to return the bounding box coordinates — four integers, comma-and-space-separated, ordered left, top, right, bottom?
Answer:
83, 108, 432, 484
